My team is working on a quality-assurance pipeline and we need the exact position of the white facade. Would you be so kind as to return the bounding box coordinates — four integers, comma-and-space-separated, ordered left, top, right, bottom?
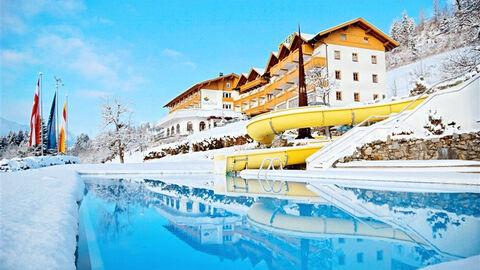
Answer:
155, 109, 244, 141
200, 89, 238, 110
323, 44, 387, 106
272, 43, 388, 111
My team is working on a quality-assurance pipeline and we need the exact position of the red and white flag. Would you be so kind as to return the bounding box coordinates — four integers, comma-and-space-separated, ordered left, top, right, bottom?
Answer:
29, 78, 41, 146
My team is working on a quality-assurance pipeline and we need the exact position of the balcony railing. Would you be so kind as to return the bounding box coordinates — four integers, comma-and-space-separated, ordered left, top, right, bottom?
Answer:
239, 77, 269, 94
233, 56, 326, 115
270, 44, 314, 76
170, 95, 201, 113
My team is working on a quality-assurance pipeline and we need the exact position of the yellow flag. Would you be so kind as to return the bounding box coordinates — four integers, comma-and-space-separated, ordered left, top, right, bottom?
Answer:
58, 102, 67, 153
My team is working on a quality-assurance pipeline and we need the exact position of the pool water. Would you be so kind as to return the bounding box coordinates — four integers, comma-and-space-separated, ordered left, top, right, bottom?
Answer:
77, 177, 480, 270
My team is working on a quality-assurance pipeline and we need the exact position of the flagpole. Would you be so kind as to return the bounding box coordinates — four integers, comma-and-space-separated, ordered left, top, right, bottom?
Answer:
39, 72, 43, 156
54, 76, 62, 154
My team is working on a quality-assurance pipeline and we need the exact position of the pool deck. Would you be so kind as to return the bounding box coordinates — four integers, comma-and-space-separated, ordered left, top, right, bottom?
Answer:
239, 160, 480, 193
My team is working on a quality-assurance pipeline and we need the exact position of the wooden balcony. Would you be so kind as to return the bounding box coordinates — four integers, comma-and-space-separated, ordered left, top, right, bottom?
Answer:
270, 44, 314, 76
169, 95, 201, 113
233, 56, 326, 116
239, 77, 269, 94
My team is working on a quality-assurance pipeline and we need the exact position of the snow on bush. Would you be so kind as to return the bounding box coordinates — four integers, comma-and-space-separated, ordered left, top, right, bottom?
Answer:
424, 109, 460, 136
391, 120, 415, 137
0, 155, 79, 172
144, 135, 252, 161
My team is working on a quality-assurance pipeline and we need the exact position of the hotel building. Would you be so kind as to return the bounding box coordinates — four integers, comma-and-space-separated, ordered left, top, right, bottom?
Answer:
157, 18, 398, 138
157, 74, 245, 140
233, 18, 398, 116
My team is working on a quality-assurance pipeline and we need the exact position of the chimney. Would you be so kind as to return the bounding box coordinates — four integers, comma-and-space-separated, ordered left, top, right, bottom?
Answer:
219, 72, 223, 77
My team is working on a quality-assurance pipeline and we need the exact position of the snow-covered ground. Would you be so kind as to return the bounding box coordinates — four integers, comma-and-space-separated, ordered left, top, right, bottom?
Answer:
386, 46, 472, 97
0, 165, 84, 270
114, 120, 250, 163
420, 255, 480, 270
0, 155, 79, 172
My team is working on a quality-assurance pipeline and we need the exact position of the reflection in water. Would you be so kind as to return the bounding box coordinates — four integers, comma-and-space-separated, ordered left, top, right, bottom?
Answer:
79, 177, 480, 270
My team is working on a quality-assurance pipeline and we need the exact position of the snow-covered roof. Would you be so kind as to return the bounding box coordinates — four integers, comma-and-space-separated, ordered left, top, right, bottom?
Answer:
156, 109, 244, 127
300, 33, 315, 40
252, 67, 264, 75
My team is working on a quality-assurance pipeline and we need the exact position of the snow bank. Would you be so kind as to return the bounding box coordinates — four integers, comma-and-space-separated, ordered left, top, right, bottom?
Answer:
420, 255, 480, 270
0, 155, 79, 173
0, 165, 84, 270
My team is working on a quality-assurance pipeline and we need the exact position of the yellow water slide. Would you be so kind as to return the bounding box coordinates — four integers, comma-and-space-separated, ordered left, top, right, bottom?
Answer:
247, 96, 427, 145
248, 202, 425, 244
219, 96, 427, 172
224, 142, 329, 172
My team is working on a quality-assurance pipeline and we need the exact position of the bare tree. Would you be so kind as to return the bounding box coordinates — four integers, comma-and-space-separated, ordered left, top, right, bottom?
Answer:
100, 97, 132, 163
441, 47, 480, 76
305, 66, 337, 106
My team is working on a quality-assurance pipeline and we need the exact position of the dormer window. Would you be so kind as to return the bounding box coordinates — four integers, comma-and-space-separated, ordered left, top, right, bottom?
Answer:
341, 34, 346, 40
364, 37, 369, 43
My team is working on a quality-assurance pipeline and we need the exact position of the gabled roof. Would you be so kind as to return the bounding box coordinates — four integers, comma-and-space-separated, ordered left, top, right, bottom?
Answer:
307, 17, 399, 51
164, 73, 238, 108
264, 52, 279, 74
277, 44, 290, 61
234, 73, 248, 88
247, 68, 262, 81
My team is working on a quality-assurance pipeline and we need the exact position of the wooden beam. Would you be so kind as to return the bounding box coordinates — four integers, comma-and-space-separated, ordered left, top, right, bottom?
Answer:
365, 28, 372, 34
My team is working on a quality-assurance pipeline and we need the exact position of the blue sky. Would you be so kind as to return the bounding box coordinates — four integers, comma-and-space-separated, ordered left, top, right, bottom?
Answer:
1, 0, 442, 137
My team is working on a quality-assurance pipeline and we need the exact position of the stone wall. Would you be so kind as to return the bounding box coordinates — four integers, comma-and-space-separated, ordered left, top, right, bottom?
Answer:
337, 131, 480, 165
144, 135, 252, 161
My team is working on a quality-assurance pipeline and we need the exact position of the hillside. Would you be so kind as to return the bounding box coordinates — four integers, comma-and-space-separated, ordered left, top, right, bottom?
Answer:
386, 46, 477, 97
0, 117, 29, 136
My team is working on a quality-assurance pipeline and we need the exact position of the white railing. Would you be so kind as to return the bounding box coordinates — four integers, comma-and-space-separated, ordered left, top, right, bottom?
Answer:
307, 71, 480, 170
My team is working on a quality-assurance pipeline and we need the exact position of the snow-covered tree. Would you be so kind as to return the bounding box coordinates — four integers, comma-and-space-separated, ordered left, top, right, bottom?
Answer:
442, 47, 480, 76
305, 66, 337, 105
71, 133, 91, 156
418, 8, 426, 31
100, 97, 133, 163
452, 0, 480, 33
433, 0, 441, 24
389, 11, 415, 49
389, 19, 403, 44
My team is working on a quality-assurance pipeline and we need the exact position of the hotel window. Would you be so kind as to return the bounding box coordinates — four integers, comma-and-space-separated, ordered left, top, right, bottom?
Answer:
338, 254, 345, 265
341, 34, 346, 40
334, 50, 341, 60
223, 104, 232, 109
377, 250, 384, 261
186, 202, 193, 212
354, 92, 360, 102
336, 91, 342, 101
373, 94, 379, 100
223, 235, 232, 242
353, 72, 359, 81
335, 70, 341, 80
357, 253, 364, 263
364, 37, 369, 43
226, 82, 231, 88
223, 92, 231, 98
372, 74, 378, 83
352, 53, 358, 62
371, 55, 377, 64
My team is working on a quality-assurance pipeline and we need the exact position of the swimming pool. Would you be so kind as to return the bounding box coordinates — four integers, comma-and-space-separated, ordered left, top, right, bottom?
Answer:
77, 176, 480, 269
